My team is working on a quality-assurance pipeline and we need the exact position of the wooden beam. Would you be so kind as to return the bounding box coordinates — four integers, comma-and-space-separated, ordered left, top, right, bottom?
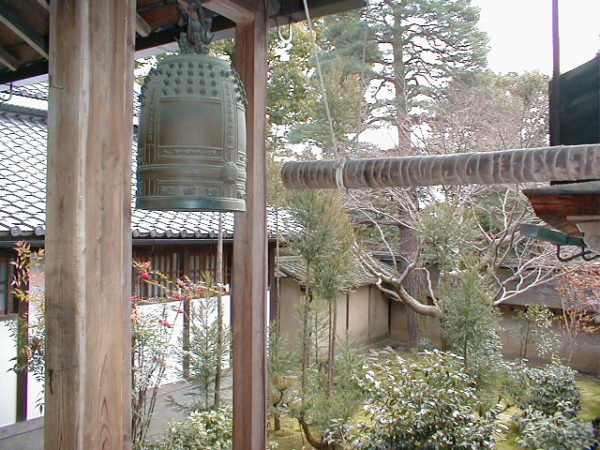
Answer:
136, 13, 152, 37
203, 0, 254, 25
45, 0, 135, 448
0, 47, 18, 71
0, 4, 48, 59
232, 0, 268, 447
34, 0, 49, 12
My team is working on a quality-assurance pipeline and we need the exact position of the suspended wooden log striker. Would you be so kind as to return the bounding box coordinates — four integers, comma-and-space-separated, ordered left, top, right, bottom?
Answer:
137, 13, 247, 212
281, 144, 600, 190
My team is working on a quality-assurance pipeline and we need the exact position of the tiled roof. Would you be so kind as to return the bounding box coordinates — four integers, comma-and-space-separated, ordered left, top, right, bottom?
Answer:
3, 82, 142, 116
6, 83, 49, 101
277, 255, 376, 288
0, 103, 301, 240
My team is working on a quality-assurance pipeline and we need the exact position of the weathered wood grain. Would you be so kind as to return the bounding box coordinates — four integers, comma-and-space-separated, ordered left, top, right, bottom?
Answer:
232, 0, 268, 447
45, 1, 135, 448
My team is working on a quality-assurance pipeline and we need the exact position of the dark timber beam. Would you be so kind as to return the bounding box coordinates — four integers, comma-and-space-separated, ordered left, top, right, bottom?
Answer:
136, 13, 152, 37
34, 0, 50, 12
0, 4, 48, 59
232, 0, 268, 447
0, 47, 18, 71
45, 0, 135, 448
203, 0, 254, 25
0, 0, 366, 83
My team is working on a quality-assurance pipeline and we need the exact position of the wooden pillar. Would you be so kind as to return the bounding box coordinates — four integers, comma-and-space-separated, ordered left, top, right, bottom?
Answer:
45, 1, 135, 448
232, 1, 268, 448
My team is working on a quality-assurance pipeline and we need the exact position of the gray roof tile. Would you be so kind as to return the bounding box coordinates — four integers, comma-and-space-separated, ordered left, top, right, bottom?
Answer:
0, 103, 301, 240
277, 255, 376, 288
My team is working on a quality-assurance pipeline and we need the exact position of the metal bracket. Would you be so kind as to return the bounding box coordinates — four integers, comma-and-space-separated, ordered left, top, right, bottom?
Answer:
0, 82, 13, 103
556, 245, 600, 262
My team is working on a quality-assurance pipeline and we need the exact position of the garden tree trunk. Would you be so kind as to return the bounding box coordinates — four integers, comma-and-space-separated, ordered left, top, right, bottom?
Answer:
301, 293, 310, 396
299, 417, 337, 450
301, 264, 311, 399
391, 22, 411, 150
398, 215, 422, 347
214, 213, 224, 408
271, 388, 285, 431
327, 299, 337, 394
315, 300, 321, 368
522, 319, 531, 359
183, 294, 191, 378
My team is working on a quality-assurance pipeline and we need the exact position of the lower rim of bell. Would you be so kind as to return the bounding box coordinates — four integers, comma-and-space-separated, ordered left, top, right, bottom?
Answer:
136, 196, 246, 212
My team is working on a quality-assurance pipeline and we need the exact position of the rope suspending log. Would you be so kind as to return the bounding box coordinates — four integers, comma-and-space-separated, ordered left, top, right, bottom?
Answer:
281, 144, 600, 190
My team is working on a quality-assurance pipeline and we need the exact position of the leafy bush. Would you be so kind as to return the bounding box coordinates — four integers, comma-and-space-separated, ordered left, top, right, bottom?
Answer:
347, 350, 502, 449
143, 405, 232, 449
519, 363, 581, 416
498, 359, 529, 408
516, 408, 596, 449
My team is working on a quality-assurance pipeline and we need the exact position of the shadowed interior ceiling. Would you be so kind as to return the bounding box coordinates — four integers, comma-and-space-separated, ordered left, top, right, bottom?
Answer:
0, 0, 364, 84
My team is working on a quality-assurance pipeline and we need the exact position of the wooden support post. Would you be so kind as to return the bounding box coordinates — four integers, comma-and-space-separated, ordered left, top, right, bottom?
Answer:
45, 1, 135, 448
232, 0, 268, 447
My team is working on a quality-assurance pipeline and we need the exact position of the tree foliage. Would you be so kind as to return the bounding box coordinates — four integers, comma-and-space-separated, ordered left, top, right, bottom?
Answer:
438, 256, 502, 377
422, 71, 549, 153
285, 189, 362, 447
363, 0, 488, 146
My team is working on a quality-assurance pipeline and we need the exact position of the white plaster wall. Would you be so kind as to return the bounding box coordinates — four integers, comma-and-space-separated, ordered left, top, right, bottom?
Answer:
278, 278, 304, 351
347, 287, 370, 344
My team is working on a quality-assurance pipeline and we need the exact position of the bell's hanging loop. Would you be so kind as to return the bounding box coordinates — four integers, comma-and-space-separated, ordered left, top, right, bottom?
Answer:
177, 0, 213, 54
136, 2, 248, 212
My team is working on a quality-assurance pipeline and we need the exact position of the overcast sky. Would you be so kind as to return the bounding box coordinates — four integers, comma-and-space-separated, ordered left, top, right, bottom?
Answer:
473, 0, 600, 75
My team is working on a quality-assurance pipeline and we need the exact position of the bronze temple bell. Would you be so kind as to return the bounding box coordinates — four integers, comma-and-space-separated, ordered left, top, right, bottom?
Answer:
136, 14, 247, 212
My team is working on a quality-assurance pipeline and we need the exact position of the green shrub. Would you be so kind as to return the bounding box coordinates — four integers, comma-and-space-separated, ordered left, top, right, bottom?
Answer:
143, 406, 232, 449
519, 363, 581, 416
516, 408, 596, 449
347, 350, 502, 449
